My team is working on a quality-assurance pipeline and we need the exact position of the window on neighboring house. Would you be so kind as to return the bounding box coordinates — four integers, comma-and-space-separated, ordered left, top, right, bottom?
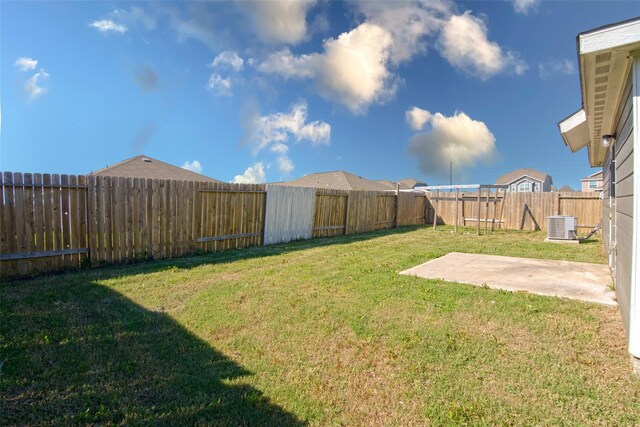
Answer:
534, 182, 541, 192
518, 182, 530, 192
589, 180, 598, 189
510, 184, 516, 192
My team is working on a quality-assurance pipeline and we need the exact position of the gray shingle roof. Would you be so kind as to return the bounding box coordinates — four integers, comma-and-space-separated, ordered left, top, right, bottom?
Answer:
280, 171, 392, 191
90, 155, 221, 182
397, 178, 428, 189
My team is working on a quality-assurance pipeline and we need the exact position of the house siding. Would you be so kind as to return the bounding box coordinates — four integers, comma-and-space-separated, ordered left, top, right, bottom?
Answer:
613, 72, 634, 332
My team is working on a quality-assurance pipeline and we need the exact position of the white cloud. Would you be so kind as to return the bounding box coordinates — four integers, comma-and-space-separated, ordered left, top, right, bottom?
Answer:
25, 69, 49, 101
258, 48, 317, 79
437, 11, 527, 80
205, 74, 233, 96
271, 143, 289, 154
242, 101, 329, 178
539, 59, 576, 79
316, 23, 396, 114
243, 0, 317, 45
181, 160, 203, 174
355, 0, 447, 65
233, 162, 266, 184
90, 19, 128, 34
113, 6, 156, 30
210, 51, 244, 72
258, 3, 525, 114
14, 57, 38, 71
259, 23, 396, 114
405, 106, 432, 131
512, 0, 539, 15
407, 109, 497, 177
248, 101, 330, 154
277, 155, 294, 174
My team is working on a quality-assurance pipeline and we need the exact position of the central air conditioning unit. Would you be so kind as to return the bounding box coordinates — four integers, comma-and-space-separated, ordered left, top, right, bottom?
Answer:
547, 215, 577, 240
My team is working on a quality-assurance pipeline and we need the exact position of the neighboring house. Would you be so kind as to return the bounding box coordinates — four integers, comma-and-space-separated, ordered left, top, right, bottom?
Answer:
496, 168, 553, 192
580, 170, 604, 192
280, 171, 392, 191
90, 155, 220, 183
397, 178, 428, 190
558, 185, 575, 192
558, 17, 640, 374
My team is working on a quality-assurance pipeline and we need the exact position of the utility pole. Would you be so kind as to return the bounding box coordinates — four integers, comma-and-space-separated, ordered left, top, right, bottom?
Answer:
449, 161, 452, 192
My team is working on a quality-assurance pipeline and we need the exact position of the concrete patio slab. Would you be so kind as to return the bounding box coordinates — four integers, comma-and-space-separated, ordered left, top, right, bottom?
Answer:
400, 252, 616, 306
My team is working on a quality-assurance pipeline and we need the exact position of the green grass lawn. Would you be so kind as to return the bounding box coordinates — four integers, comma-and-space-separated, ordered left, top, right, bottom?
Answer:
2, 226, 639, 425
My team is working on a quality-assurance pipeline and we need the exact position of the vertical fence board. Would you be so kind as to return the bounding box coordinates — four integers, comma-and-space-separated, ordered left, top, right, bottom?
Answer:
89, 175, 99, 265
23, 174, 36, 273
32, 174, 45, 274
60, 175, 71, 268
12, 174, 28, 275
189, 181, 198, 253
50, 175, 63, 272
104, 176, 114, 264
151, 179, 159, 259
77, 175, 88, 267
132, 177, 140, 260
2, 173, 16, 277
69, 175, 80, 267
145, 179, 153, 258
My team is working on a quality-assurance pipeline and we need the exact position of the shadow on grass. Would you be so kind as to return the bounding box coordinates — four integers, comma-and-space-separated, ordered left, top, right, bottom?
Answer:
0, 279, 304, 425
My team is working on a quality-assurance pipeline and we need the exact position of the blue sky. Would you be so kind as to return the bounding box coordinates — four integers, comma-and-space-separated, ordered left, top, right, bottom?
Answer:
1, 1, 638, 188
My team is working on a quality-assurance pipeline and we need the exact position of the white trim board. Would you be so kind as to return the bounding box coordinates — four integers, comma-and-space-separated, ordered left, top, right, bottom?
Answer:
580, 19, 640, 55
629, 55, 640, 359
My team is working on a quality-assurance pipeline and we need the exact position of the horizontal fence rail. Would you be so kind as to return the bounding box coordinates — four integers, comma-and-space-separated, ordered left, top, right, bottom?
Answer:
1, 171, 603, 279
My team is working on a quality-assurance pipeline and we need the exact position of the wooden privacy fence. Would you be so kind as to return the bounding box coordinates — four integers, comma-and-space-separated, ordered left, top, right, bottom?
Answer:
88, 177, 267, 265
0, 173, 426, 279
0, 170, 604, 279
426, 191, 602, 232
312, 188, 418, 237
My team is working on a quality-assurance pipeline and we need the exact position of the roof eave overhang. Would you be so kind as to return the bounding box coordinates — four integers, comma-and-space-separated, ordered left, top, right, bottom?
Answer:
559, 17, 640, 167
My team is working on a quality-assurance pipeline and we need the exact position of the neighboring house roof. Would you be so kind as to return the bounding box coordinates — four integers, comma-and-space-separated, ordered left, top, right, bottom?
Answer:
280, 171, 392, 191
374, 179, 398, 190
372, 178, 428, 190
397, 178, 428, 189
581, 170, 603, 181
559, 185, 575, 192
496, 168, 552, 185
90, 155, 221, 182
